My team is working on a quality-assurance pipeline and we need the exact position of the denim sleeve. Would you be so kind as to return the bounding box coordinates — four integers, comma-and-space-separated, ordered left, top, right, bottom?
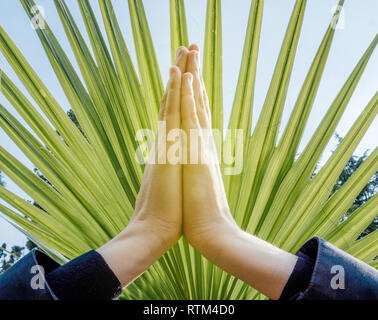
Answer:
282, 237, 378, 300
0, 248, 122, 300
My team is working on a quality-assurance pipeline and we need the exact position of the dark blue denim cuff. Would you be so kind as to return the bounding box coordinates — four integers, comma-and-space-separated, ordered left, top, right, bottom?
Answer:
46, 250, 123, 300
0, 248, 123, 300
279, 252, 314, 300
290, 237, 378, 300
0, 248, 59, 300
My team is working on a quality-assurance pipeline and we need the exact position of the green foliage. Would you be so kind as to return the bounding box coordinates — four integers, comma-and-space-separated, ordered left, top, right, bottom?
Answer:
0, 0, 377, 299
0, 243, 24, 274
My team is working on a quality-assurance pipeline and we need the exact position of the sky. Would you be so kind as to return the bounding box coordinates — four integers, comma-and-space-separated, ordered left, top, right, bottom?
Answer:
0, 0, 377, 248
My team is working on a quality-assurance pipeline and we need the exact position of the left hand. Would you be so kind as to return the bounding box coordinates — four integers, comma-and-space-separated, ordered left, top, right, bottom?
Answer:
98, 47, 189, 287
181, 45, 298, 300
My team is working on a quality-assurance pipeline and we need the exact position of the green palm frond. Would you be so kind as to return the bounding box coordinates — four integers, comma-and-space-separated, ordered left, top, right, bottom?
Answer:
0, 0, 376, 299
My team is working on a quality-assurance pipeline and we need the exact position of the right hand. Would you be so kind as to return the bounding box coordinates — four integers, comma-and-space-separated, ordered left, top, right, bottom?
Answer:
181, 45, 298, 300
181, 45, 239, 260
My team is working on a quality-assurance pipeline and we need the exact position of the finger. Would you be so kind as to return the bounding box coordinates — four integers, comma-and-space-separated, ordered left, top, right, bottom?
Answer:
165, 65, 181, 131
158, 91, 168, 121
187, 44, 211, 125
161, 46, 186, 122
175, 46, 189, 74
186, 50, 201, 100
156, 66, 181, 164
187, 50, 209, 128
201, 76, 211, 125
188, 44, 201, 107
163, 66, 182, 165
181, 72, 204, 165
181, 72, 199, 132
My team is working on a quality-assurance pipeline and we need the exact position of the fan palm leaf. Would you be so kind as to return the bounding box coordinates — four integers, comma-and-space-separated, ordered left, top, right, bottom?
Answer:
0, 0, 376, 299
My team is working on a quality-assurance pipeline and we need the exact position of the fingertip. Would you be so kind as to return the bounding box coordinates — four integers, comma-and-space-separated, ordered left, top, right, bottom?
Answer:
189, 43, 200, 52
175, 46, 189, 73
186, 50, 199, 74
170, 65, 181, 77
168, 65, 181, 89
176, 46, 189, 59
177, 46, 188, 53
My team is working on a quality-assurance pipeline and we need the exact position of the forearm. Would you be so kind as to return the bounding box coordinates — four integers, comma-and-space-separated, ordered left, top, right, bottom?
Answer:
198, 224, 298, 300
97, 222, 165, 288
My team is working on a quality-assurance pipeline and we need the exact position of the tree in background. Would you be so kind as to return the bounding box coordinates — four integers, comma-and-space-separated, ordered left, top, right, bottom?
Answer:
331, 135, 377, 237
0, 243, 24, 274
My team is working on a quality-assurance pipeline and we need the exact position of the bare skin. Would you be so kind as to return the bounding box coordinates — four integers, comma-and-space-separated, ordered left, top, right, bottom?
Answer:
98, 45, 298, 300
97, 47, 188, 287
181, 44, 298, 300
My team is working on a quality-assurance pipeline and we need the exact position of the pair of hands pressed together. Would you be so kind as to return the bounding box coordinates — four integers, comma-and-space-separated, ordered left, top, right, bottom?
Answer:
98, 46, 298, 300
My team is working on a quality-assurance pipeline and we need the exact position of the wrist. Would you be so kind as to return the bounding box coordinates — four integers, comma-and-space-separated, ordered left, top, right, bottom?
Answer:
128, 214, 181, 251
204, 226, 298, 299
97, 222, 166, 287
186, 218, 242, 263
206, 222, 243, 263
